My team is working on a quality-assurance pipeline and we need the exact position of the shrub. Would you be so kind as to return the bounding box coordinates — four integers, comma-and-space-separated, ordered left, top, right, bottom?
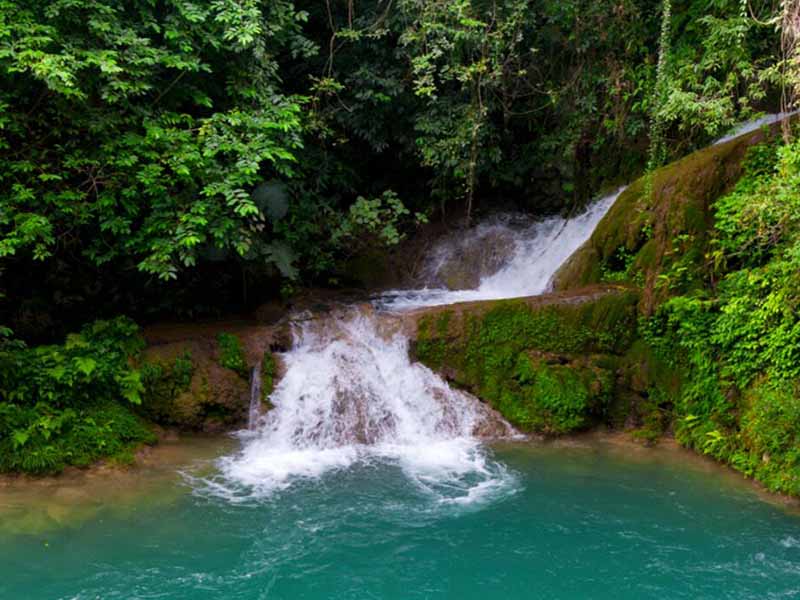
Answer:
0, 317, 155, 473
217, 333, 248, 377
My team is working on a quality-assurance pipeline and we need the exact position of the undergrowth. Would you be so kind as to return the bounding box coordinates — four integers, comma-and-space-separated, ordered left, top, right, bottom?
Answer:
0, 318, 155, 474
641, 137, 800, 495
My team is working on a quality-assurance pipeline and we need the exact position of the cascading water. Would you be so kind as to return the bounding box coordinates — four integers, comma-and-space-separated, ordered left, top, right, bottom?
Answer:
247, 364, 262, 430
379, 187, 623, 309
220, 313, 514, 501
713, 111, 799, 146
217, 188, 623, 502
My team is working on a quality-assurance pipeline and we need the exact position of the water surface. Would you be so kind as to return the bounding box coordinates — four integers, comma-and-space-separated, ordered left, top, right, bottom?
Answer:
1, 436, 798, 600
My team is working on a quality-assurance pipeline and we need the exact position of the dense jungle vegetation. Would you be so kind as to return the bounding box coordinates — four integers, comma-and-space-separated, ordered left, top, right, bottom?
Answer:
1, 0, 800, 478
642, 135, 800, 494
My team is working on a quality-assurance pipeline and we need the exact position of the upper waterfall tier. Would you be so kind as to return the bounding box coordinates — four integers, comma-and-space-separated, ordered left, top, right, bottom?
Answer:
379, 187, 624, 310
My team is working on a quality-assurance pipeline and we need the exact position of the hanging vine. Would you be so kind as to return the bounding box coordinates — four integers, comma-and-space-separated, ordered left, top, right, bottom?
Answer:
645, 0, 673, 199
780, 0, 800, 139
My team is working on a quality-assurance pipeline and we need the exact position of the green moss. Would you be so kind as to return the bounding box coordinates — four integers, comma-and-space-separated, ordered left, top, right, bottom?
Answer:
473, 292, 638, 355
632, 238, 657, 274
416, 291, 638, 434
217, 333, 248, 378
139, 352, 195, 425
494, 356, 613, 433
415, 312, 452, 370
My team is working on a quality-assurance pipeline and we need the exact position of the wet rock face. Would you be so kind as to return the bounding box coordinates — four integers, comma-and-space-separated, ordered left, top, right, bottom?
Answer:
424, 224, 518, 290
140, 322, 284, 432
411, 287, 641, 434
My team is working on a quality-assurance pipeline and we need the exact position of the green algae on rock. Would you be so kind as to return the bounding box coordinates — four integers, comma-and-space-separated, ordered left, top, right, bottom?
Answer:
413, 287, 639, 433
552, 125, 782, 314
140, 322, 285, 433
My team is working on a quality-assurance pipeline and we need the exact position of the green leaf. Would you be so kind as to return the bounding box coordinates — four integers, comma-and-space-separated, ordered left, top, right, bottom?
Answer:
12, 430, 30, 449
74, 357, 97, 376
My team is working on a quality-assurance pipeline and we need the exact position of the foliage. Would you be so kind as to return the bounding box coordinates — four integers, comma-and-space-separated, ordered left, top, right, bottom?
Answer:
332, 191, 427, 251
217, 332, 248, 378
0, 0, 790, 335
650, 0, 780, 151
397, 0, 532, 217
647, 0, 673, 173
641, 137, 800, 494
739, 379, 800, 494
0, 317, 155, 473
0, 0, 312, 281
139, 352, 195, 424
601, 246, 639, 283
0, 401, 155, 474
0, 317, 145, 407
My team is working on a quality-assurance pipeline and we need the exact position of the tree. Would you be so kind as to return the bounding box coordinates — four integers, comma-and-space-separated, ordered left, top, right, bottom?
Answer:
0, 0, 311, 280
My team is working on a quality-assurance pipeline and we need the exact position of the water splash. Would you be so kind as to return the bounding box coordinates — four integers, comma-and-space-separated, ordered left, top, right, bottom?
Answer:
248, 364, 262, 430
218, 314, 516, 501
379, 187, 623, 310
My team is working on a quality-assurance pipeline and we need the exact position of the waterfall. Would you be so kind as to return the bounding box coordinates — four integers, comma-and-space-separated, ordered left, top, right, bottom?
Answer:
713, 111, 799, 146
218, 188, 624, 501
221, 312, 514, 499
379, 187, 623, 310
247, 364, 262, 430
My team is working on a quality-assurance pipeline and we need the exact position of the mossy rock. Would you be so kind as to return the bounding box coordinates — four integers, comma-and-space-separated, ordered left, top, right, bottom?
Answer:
495, 355, 615, 433
140, 322, 285, 432
432, 228, 517, 290
552, 125, 783, 314
139, 344, 250, 431
413, 288, 639, 434
138, 352, 195, 424
608, 340, 683, 439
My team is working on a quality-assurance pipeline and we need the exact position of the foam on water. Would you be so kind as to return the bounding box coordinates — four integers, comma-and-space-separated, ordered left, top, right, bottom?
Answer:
217, 315, 516, 502
780, 536, 800, 549
379, 187, 623, 310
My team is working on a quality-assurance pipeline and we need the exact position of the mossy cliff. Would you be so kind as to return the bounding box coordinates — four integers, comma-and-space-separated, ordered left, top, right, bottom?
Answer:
412, 287, 640, 434
544, 122, 800, 496
552, 126, 776, 314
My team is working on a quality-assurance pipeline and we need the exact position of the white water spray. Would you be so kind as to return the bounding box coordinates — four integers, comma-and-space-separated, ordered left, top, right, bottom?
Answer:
218, 188, 625, 501
247, 365, 262, 430
221, 315, 513, 500
380, 187, 623, 310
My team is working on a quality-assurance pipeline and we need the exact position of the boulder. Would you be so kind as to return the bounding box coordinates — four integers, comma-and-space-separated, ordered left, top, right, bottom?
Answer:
408, 286, 640, 434
139, 321, 287, 432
